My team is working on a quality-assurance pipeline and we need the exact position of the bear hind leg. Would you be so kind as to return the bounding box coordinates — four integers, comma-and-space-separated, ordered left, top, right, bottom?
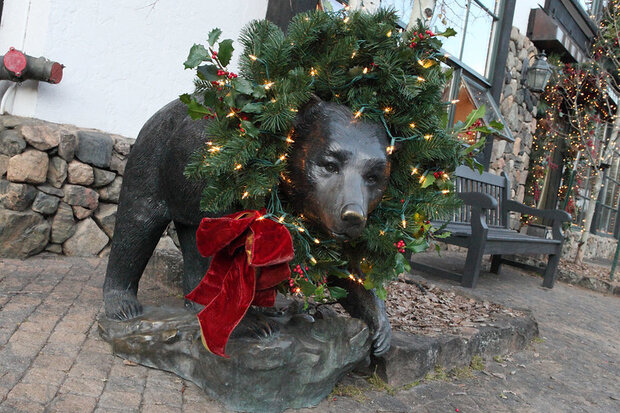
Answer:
103, 212, 170, 320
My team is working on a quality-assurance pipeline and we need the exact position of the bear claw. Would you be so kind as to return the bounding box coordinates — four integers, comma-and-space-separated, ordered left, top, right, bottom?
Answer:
104, 290, 143, 320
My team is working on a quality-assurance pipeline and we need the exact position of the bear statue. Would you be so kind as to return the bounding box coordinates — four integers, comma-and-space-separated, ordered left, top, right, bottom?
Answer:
103, 97, 393, 356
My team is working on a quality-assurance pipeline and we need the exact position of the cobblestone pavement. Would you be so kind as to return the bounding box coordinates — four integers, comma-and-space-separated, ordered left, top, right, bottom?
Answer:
0, 253, 618, 412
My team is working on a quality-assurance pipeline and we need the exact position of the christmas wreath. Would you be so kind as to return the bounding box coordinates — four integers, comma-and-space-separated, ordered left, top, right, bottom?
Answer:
181, 8, 493, 304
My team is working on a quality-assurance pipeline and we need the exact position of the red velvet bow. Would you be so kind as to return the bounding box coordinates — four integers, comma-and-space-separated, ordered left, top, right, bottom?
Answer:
185, 209, 294, 358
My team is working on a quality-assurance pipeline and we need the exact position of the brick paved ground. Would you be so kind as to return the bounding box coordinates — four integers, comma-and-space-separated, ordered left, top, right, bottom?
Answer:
0, 253, 618, 412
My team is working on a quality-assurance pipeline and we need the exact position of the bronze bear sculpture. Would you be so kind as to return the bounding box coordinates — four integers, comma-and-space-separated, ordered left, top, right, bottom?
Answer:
102, 97, 393, 355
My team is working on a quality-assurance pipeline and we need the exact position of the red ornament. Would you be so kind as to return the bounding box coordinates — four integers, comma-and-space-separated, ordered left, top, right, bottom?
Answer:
186, 209, 294, 357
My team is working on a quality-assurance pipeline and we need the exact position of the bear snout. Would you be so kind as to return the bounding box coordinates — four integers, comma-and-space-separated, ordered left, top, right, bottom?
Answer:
340, 203, 366, 238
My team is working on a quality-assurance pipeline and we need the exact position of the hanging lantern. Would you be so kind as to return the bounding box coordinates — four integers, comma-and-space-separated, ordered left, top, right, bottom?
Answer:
524, 52, 553, 93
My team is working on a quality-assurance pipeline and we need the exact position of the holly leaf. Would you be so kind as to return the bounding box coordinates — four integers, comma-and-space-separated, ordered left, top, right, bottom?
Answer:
240, 120, 260, 137
395, 252, 411, 274
197, 64, 219, 81
185, 100, 212, 120
184, 44, 210, 69
241, 102, 263, 114
208, 28, 222, 46
179, 93, 191, 104
298, 279, 316, 297
421, 174, 436, 188
218, 39, 234, 66
235, 79, 254, 95
202, 90, 218, 108
489, 120, 504, 131
439, 27, 457, 38
252, 85, 267, 99
375, 285, 387, 300
464, 106, 486, 129
328, 286, 348, 300
409, 240, 429, 253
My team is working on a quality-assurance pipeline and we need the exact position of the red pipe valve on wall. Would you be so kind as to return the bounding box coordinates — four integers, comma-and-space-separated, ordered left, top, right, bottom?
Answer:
1, 47, 64, 84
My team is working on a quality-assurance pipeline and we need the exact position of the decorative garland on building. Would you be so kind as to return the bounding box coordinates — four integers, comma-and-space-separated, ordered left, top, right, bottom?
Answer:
181, 9, 493, 301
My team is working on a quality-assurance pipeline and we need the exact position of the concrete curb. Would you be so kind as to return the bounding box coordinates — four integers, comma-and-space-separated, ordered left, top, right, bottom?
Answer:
369, 311, 538, 386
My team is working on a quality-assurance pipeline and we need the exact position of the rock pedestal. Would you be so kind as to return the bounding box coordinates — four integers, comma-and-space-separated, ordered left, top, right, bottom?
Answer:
99, 307, 370, 412
99, 306, 371, 413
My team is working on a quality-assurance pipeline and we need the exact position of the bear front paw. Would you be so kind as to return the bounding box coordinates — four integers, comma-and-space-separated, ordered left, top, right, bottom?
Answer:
370, 316, 392, 357
104, 290, 143, 320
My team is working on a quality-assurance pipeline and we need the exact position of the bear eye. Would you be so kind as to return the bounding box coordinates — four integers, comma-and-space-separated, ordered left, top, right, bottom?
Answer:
323, 162, 339, 174
365, 174, 378, 184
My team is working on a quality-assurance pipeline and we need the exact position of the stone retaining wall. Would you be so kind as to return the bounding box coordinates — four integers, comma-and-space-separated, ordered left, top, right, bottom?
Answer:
0, 115, 132, 258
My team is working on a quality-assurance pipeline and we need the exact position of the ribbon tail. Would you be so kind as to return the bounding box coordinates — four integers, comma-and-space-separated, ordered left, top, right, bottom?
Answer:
195, 253, 256, 358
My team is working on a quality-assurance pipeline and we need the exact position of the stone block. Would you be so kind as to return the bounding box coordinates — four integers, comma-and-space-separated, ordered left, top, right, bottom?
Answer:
58, 133, 77, 161
0, 154, 8, 177
32, 192, 60, 215
143, 236, 183, 291
76, 131, 114, 168
510, 26, 519, 42
67, 161, 94, 185
63, 184, 99, 210
112, 136, 134, 156
63, 217, 109, 256
47, 156, 67, 188
109, 153, 127, 175
0, 129, 26, 156
98, 177, 122, 203
19, 124, 60, 150
92, 167, 116, 187
0, 209, 51, 258
0, 180, 37, 211
72, 206, 94, 220
7, 149, 49, 184
512, 137, 521, 155
94, 203, 117, 238
51, 202, 76, 244
37, 184, 64, 197
45, 243, 63, 254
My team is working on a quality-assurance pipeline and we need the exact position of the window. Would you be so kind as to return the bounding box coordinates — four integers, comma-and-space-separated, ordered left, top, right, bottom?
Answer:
430, 0, 500, 78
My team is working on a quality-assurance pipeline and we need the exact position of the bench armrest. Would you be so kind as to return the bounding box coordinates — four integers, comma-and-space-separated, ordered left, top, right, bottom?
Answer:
458, 192, 498, 210
504, 199, 571, 241
504, 200, 571, 222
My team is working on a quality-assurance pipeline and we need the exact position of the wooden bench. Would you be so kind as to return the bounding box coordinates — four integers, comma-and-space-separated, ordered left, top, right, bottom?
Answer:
411, 165, 572, 288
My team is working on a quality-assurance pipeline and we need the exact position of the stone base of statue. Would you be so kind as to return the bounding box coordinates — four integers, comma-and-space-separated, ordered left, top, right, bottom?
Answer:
98, 303, 371, 413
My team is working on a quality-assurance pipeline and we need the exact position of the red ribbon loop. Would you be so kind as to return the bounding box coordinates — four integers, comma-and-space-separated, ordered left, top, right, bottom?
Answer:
185, 209, 294, 358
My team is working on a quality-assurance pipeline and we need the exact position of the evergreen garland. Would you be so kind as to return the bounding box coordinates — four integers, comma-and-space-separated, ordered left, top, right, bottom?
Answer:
181, 9, 494, 301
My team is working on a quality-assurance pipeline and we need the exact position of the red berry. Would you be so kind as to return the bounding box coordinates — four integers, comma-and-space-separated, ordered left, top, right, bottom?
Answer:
212, 51, 218, 56
419, 33, 424, 40
401, 199, 405, 203
411, 42, 417, 47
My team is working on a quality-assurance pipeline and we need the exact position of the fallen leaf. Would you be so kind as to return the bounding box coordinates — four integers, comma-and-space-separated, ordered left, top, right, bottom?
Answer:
123, 359, 138, 366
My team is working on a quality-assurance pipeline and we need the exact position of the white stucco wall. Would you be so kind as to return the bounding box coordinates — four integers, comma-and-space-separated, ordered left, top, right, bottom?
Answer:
0, 0, 269, 137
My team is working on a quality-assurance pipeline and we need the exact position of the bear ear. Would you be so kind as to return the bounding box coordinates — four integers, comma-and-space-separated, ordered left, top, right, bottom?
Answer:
299, 93, 323, 112
294, 94, 324, 128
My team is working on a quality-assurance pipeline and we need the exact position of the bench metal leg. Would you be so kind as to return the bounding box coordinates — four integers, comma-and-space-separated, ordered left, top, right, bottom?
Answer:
490, 255, 502, 274
462, 241, 485, 288
542, 253, 560, 288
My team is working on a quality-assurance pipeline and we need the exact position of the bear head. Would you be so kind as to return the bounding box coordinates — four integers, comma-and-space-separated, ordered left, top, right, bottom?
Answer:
285, 98, 391, 240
